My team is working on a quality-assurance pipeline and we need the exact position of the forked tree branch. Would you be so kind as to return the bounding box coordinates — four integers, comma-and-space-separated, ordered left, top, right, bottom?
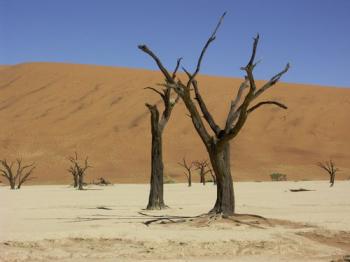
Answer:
139, 12, 289, 150
178, 157, 194, 181
192, 79, 221, 135
317, 160, 339, 174
172, 57, 183, 79
17, 165, 36, 188
221, 35, 290, 142
254, 63, 290, 98
178, 157, 194, 171
143, 57, 182, 130
241, 34, 259, 91
0, 160, 13, 179
225, 78, 249, 131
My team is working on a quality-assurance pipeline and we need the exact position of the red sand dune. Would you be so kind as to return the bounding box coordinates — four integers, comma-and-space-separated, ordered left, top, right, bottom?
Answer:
0, 62, 349, 184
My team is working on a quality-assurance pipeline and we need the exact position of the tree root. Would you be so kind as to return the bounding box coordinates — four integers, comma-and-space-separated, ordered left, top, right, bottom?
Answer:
138, 212, 196, 226
138, 211, 274, 228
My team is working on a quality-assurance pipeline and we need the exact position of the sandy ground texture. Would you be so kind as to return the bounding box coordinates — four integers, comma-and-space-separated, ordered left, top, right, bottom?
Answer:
1, 181, 350, 261
0, 62, 350, 184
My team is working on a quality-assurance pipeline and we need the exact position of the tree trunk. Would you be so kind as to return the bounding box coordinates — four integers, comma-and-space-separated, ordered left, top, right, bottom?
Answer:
201, 172, 206, 185
146, 121, 166, 210
188, 172, 192, 187
74, 174, 78, 188
211, 173, 217, 185
10, 178, 16, 190
330, 174, 335, 187
78, 174, 84, 190
208, 142, 235, 216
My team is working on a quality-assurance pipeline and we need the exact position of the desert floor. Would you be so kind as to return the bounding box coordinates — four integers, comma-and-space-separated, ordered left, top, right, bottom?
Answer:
1, 181, 350, 261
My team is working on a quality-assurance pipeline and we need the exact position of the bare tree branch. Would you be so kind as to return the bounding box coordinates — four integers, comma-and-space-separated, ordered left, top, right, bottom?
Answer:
17, 164, 36, 189
182, 66, 221, 135
254, 63, 290, 98
139, 41, 211, 145
172, 57, 183, 79
192, 80, 221, 135
241, 34, 259, 91
221, 52, 289, 143
0, 160, 13, 179
138, 45, 174, 83
178, 158, 194, 170
247, 101, 287, 114
178, 157, 194, 186
317, 160, 339, 187
144, 87, 165, 99
188, 12, 227, 86
68, 153, 91, 190
1, 158, 35, 189
225, 78, 249, 131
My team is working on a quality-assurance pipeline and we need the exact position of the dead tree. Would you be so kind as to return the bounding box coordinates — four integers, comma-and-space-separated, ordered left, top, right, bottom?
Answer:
68, 153, 90, 190
317, 160, 339, 187
178, 157, 194, 187
0, 159, 35, 189
139, 12, 289, 216
193, 160, 212, 185
144, 60, 181, 210
68, 152, 79, 187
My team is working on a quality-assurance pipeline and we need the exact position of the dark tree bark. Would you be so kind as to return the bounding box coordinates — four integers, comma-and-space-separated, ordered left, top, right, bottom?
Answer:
178, 157, 193, 187
78, 172, 84, 190
144, 60, 181, 210
9, 178, 15, 189
208, 143, 234, 214
146, 104, 166, 209
208, 168, 217, 185
317, 160, 339, 187
139, 12, 289, 216
73, 173, 78, 188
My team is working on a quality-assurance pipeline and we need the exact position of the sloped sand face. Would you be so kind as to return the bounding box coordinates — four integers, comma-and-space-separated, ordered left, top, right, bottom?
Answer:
0, 63, 350, 184
1, 181, 350, 261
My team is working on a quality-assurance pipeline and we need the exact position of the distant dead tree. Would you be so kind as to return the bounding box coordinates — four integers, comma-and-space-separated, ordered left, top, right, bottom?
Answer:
68, 152, 79, 188
178, 157, 194, 187
193, 160, 212, 185
317, 160, 339, 187
0, 159, 35, 189
68, 153, 90, 190
144, 60, 181, 210
139, 12, 289, 216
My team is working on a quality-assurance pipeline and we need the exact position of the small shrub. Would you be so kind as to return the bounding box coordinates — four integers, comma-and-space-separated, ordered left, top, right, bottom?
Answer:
93, 177, 111, 186
270, 172, 287, 181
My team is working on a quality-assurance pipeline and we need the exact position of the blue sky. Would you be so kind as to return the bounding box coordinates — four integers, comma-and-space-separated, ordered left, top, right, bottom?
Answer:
0, 0, 349, 87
